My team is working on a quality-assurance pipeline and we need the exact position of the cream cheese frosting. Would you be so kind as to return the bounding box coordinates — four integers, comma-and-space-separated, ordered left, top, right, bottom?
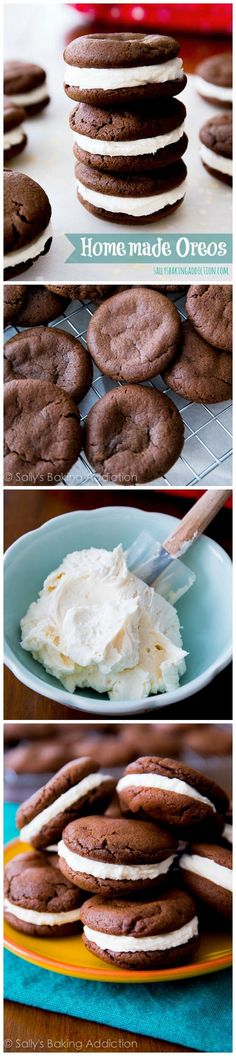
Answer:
180, 853, 232, 891
58, 840, 175, 880
73, 122, 185, 158
20, 545, 187, 701
117, 773, 216, 812
84, 916, 198, 952
4, 127, 25, 149
19, 772, 112, 842
4, 898, 81, 926
200, 143, 232, 177
64, 57, 183, 91
8, 83, 49, 106
77, 179, 187, 217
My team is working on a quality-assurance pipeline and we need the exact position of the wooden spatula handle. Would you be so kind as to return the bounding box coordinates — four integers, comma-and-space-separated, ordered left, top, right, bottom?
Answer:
163, 490, 231, 558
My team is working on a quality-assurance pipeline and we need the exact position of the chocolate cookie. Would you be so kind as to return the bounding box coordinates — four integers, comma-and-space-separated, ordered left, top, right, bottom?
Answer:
81, 886, 199, 969
74, 734, 135, 769
4, 378, 81, 486
180, 843, 232, 919
16, 759, 115, 849
4, 284, 27, 326
182, 725, 232, 758
4, 326, 92, 402
58, 815, 177, 896
199, 113, 232, 185
11, 286, 70, 327
117, 756, 229, 836
4, 170, 52, 278
195, 52, 232, 107
64, 32, 187, 107
4, 852, 83, 936
4, 97, 27, 160
84, 384, 184, 485
46, 285, 113, 302
4, 60, 50, 115
71, 99, 188, 174
186, 286, 232, 351
163, 320, 232, 403
121, 724, 181, 760
75, 157, 187, 223
87, 287, 181, 382
5, 740, 72, 776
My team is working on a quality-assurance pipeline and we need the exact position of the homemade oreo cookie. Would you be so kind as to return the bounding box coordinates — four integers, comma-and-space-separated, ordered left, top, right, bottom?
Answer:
71, 99, 188, 173
81, 887, 199, 969
4, 852, 83, 936
180, 843, 232, 918
64, 33, 187, 107
16, 759, 115, 849
58, 815, 177, 896
4, 170, 52, 278
4, 97, 27, 160
84, 385, 184, 484
195, 52, 232, 108
117, 756, 229, 834
199, 113, 232, 185
86, 287, 181, 382
75, 157, 187, 222
4, 60, 50, 115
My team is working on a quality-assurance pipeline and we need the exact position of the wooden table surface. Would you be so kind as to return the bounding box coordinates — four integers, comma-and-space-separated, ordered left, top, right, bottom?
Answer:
4, 488, 232, 721
4, 1001, 196, 1052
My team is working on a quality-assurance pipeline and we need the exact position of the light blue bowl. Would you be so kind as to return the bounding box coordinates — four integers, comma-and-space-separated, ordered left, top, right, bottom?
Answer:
4, 506, 232, 716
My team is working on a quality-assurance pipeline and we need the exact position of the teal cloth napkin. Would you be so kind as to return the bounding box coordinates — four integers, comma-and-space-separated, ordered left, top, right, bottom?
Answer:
4, 804, 232, 1052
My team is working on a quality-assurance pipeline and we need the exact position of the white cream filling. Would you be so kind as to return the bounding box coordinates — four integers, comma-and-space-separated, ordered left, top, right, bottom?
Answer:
19, 772, 112, 843
4, 220, 52, 269
4, 898, 81, 926
7, 83, 48, 106
58, 840, 175, 880
195, 75, 232, 103
84, 915, 198, 953
180, 853, 232, 892
4, 127, 25, 149
73, 122, 185, 158
64, 57, 183, 91
117, 773, 216, 812
223, 823, 232, 844
200, 143, 232, 177
77, 177, 187, 216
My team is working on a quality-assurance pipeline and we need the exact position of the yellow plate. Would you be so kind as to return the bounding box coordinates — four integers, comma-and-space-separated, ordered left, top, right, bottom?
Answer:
4, 839, 232, 984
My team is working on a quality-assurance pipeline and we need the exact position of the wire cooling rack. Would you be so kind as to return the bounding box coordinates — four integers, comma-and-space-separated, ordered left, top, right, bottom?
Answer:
4, 290, 232, 488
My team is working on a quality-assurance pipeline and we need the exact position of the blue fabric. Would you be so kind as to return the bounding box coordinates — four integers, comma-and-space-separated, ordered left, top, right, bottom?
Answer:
4, 805, 232, 1052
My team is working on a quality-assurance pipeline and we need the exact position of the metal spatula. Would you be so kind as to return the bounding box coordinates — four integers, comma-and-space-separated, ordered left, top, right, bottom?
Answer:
126, 490, 231, 602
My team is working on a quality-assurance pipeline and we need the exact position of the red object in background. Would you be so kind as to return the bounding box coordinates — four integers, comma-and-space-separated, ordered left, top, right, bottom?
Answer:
71, 4, 232, 35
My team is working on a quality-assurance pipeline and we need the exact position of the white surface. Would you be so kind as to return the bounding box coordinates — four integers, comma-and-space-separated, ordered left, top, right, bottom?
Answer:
4, 4, 232, 282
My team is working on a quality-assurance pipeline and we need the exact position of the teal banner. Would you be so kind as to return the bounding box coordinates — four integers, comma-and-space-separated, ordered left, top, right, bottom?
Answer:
65, 233, 232, 266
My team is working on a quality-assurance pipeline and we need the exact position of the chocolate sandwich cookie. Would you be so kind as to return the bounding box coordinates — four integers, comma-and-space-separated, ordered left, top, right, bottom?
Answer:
121, 724, 181, 760
180, 843, 232, 919
71, 99, 188, 174
64, 32, 187, 107
74, 734, 135, 769
182, 725, 232, 759
195, 52, 232, 108
46, 285, 114, 301
58, 815, 177, 896
4, 378, 81, 486
199, 113, 232, 185
163, 320, 232, 403
4, 60, 50, 115
4, 285, 27, 326
84, 385, 184, 485
87, 287, 181, 382
4, 170, 52, 278
4, 97, 27, 161
81, 886, 199, 969
117, 756, 229, 835
75, 158, 187, 223
5, 740, 72, 775
16, 759, 115, 849
10, 286, 70, 327
4, 326, 93, 402
186, 285, 232, 352
4, 852, 83, 936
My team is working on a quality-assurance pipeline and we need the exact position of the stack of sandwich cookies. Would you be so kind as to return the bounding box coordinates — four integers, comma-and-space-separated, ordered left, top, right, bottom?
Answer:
64, 32, 187, 223
4, 98, 27, 161
4, 170, 52, 278
81, 887, 200, 969
199, 113, 232, 185
58, 815, 177, 896
4, 852, 83, 936
16, 759, 116, 849
4, 60, 50, 115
